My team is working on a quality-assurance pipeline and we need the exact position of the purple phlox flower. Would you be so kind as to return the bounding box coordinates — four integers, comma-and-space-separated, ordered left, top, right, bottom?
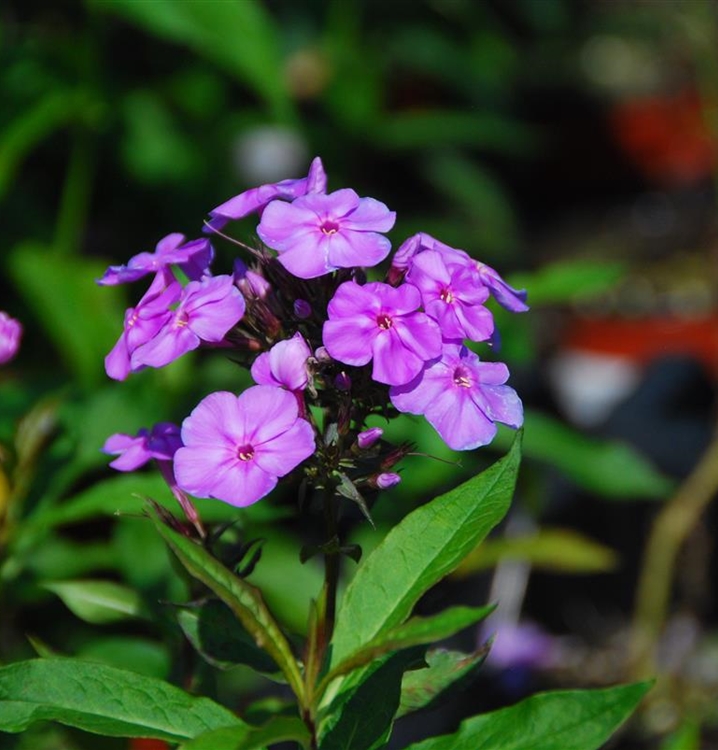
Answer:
357, 427, 383, 449
97, 234, 214, 286
374, 472, 401, 489
105, 268, 182, 381
257, 188, 396, 279
389, 342, 523, 451
233, 259, 272, 299
173, 386, 316, 507
103, 422, 182, 471
131, 274, 245, 370
390, 232, 470, 277
484, 621, 556, 670
0, 312, 22, 365
205, 156, 327, 232
391, 233, 528, 313
103, 422, 204, 536
251, 332, 312, 391
406, 250, 495, 342
475, 261, 529, 313
323, 281, 441, 386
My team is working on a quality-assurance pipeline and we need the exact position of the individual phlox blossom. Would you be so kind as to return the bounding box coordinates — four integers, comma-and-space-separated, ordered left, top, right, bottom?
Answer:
131, 274, 245, 370
389, 342, 523, 451
205, 156, 327, 232
391, 233, 528, 313
322, 281, 441, 386
406, 250, 495, 342
173, 386, 316, 507
0, 312, 22, 365
251, 332, 312, 391
105, 268, 182, 381
257, 189, 396, 279
97, 234, 213, 286
103, 422, 182, 471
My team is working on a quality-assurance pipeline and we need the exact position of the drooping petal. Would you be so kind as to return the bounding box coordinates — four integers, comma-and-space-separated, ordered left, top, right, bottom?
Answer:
424, 388, 497, 450
371, 329, 425, 385
341, 196, 396, 232
327, 230, 392, 270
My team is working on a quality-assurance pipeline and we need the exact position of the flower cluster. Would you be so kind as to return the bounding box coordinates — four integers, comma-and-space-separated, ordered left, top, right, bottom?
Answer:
101, 158, 526, 512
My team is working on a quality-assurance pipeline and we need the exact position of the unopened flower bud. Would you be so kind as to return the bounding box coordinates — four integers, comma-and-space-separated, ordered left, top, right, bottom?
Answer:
315, 346, 332, 363
374, 472, 401, 489
334, 372, 351, 391
294, 299, 312, 319
357, 427, 383, 449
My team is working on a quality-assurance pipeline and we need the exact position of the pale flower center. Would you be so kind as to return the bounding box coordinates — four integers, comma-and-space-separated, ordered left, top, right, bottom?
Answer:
452, 366, 472, 388
440, 287, 454, 303
320, 220, 339, 235
237, 444, 255, 462
377, 313, 393, 330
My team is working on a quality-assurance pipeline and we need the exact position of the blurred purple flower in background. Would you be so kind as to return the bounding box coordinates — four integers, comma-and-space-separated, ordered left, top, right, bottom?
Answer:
174, 386, 315, 507
0, 312, 22, 365
103, 422, 182, 471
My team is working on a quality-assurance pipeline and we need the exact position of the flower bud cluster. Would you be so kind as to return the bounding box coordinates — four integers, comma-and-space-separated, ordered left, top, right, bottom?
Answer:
100, 158, 526, 511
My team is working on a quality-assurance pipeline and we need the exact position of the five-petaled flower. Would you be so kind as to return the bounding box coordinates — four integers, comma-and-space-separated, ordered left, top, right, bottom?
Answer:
322, 281, 441, 386
173, 387, 316, 507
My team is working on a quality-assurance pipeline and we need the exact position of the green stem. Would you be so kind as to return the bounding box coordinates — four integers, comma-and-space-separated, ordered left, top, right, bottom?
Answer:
629, 429, 718, 678
54, 130, 95, 256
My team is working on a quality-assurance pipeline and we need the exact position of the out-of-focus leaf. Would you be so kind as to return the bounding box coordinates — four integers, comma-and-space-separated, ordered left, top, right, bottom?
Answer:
24, 537, 116, 580
375, 111, 536, 153
453, 527, 618, 576
0, 89, 102, 200
121, 89, 200, 184
403, 682, 651, 750
153, 516, 305, 700
423, 152, 518, 254
320, 650, 422, 750
179, 716, 310, 750
92, 0, 291, 121
493, 410, 675, 500
397, 647, 489, 719
659, 720, 700, 750
0, 659, 243, 740
177, 600, 278, 675
508, 259, 627, 305
77, 637, 170, 680
330, 435, 521, 669
42, 579, 147, 624
8, 242, 127, 388
321, 606, 493, 691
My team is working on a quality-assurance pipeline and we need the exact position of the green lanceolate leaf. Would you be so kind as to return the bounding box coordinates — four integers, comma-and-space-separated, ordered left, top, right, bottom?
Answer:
402, 682, 651, 750
179, 716, 311, 750
42, 579, 147, 624
320, 650, 424, 750
453, 527, 618, 576
330, 435, 521, 670
177, 600, 279, 675
397, 647, 490, 719
320, 605, 493, 693
152, 515, 304, 701
0, 659, 243, 741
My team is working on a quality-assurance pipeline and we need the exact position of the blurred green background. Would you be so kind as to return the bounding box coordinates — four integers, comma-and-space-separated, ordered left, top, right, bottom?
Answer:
2, 1, 718, 748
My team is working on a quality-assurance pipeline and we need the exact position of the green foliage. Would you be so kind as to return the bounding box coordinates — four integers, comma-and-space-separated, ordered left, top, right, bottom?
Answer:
495, 410, 675, 500
402, 682, 651, 750
397, 648, 489, 719
454, 527, 618, 575
0, 659, 244, 741
330, 435, 521, 667
42, 579, 147, 624
178, 716, 311, 750
152, 514, 305, 700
